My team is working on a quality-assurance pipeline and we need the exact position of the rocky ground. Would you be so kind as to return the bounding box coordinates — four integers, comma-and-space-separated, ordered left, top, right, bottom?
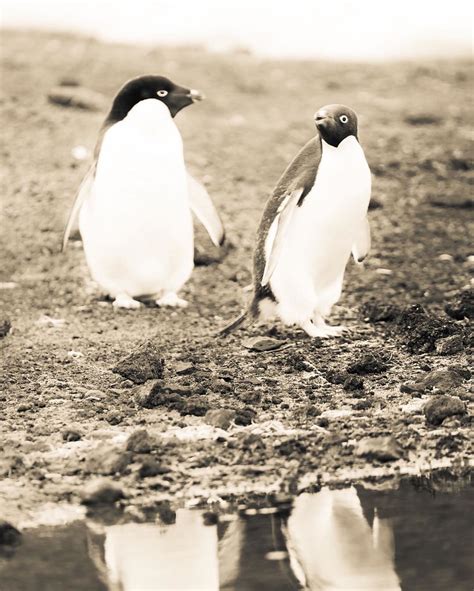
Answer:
1, 30, 472, 523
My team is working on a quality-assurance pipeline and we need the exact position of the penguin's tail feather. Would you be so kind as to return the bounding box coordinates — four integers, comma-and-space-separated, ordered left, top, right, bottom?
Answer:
216, 310, 249, 337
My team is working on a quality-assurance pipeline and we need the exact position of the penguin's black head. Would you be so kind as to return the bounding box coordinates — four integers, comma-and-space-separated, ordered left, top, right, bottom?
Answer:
314, 104, 358, 147
106, 75, 204, 123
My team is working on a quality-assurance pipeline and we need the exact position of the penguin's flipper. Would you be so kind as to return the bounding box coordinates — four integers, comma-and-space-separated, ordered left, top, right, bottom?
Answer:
61, 163, 96, 252
352, 216, 371, 264
261, 188, 304, 286
187, 172, 225, 247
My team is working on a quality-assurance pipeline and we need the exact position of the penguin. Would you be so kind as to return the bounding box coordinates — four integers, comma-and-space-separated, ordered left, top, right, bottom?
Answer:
219, 104, 371, 337
62, 75, 225, 309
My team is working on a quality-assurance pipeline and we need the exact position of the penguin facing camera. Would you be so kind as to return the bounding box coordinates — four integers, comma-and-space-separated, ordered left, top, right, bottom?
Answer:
63, 75, 225, 309
219, 104, 371, 338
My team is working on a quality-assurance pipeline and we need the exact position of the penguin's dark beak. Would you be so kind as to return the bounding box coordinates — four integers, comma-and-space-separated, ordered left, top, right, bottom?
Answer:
314, 109, 332, 126
188, 89, 205, 102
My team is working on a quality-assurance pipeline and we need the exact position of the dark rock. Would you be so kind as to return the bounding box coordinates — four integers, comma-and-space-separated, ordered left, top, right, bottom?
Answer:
113, 340, 165, 384
346, 353, 388, 375
404, 113, 441, 126
62, 428, 82, 442
205, 409, 236, 430
402, 367, 469, 394
428, 195, 474, 210
156, 503, 176, 525
355, 436, 403, 462
424, 395, 467, 426
0, 319, 11, 338
182, 396, 209, 416
353, 398, 373, 410
47, 86, 106, 111
343, 375, 364, 391
58, 77, 80, 87
0, 521, 21, 546
80, 479, 125, 505
368, 198, 383, 211
135, 380, 189, 409
394, 304, 459, 353
86, 446, 131, 475
242, 337, 287, 352
235, 408, 257, 426
435, 334, 464, 356
444, 289, 474, 320
360, 300, 400, 323
106, 410, 123, 425
138, 459, 169, 479
202, 511, 218, 526
324, 370, 347, 385
126, 429, 155, 453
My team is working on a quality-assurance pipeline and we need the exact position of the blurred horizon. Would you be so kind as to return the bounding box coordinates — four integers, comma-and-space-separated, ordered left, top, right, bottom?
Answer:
2, 0, 473, 61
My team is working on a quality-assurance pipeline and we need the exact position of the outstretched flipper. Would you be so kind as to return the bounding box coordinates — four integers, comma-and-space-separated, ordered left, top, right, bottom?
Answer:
187, 172, 225, 247
261, 188, 304, 286
61, 163, 96, 252
352, 216, 371, 264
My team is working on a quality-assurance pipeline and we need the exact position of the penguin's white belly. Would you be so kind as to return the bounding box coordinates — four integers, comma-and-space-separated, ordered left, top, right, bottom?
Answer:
79, 118, 193, 298
269, 136, 371, 324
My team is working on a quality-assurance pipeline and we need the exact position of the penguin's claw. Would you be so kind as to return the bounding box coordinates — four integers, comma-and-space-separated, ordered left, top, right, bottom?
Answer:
302, 320, 346, 338
155, 293, 188, 308
112, 295, 141, 310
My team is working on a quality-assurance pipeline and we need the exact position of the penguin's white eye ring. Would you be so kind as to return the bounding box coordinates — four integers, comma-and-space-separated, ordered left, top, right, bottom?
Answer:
339, 115, 349, 124
157, 90, 168, 97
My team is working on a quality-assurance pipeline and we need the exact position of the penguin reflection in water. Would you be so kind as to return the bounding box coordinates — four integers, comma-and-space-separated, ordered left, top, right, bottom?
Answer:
220, 104, 371, 338
63, 75, 225, 309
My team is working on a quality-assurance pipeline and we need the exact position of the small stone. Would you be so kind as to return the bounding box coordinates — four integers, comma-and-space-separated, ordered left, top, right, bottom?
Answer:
80, 479, 125, 505
85, 445, 131, 475
444, 288, 474, 320
174, 361, 195, 375
106, 410, 123, 425
242, 337, 287, 352
402, 367, 469, 394
424, 395, 467, 426
138, 459, 169, 479
204, 409, 236, 430
438, 254, 454, 261
404, 112, 441, 125
0, 319, 11, 338
346, 353, 388, 375
0, 521, 22, 546
62, 428, 82, 442
435, 334, 464, 356
395, 304, 459, 354
48, 86, 106, 111
343, 375, 364, 391
360, 300, 400, 323
135, 380, 192, 410
234, 408, 257, 426
320, 409, 354, 420
126, 429, 154, 453
112, 340, 165, 384
355, 436, 403, 462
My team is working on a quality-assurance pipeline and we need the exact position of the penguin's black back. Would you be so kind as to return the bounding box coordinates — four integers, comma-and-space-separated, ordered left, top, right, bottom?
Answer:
251, 136, 322, 313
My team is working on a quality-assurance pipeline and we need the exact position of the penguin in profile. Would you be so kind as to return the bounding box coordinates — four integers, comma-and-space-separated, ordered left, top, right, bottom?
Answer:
62, 75, 225, 309
220, 104, 371, 337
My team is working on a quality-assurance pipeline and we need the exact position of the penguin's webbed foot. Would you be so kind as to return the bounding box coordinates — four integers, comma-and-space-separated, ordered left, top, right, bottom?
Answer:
301, 319, 346, 338
155, 292, 188, 308
112, 294, 142, 310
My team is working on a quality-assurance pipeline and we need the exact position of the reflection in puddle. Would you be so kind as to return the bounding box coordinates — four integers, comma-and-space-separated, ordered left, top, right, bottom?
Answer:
1, 478, 472, 590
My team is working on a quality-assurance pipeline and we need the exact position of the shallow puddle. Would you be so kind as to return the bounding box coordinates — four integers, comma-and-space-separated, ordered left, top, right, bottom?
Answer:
1, 476, 472, 590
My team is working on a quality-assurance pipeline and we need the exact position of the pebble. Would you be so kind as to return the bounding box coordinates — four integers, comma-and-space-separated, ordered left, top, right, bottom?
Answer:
126, 429, 155, 454
0, 319, 11, 338
204, 409, 236, 430
401, 367, 469, 394
444, 288, 474, 320
174, 361, 195, 375
435, 334, 464, 356
85, 445, 131, 476
346, 353, 388, 375
424, 395, 467, 426
80, 479, 125, 506
112, 340, 165, 384
47, 86, 106, 111
138, 459, 169, 479
62, 428, 82, 442
0, 521, 22, 546
242, 337, 287, 352
355, 436, 403, 462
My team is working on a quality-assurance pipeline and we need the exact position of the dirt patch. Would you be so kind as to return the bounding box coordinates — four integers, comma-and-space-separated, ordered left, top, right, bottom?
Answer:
0, 31, 472, 519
